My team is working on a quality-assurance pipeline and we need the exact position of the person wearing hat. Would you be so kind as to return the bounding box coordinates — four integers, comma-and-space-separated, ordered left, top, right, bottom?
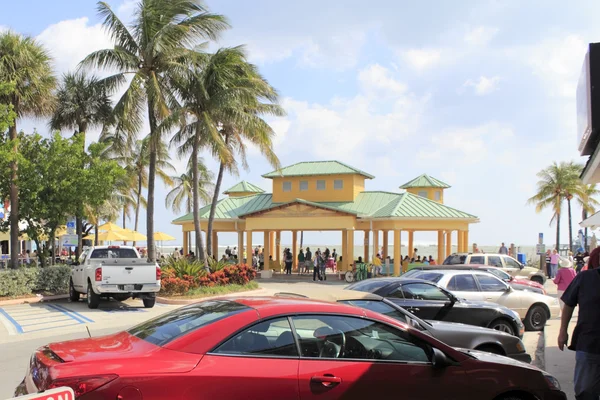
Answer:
558, 246, 600, 399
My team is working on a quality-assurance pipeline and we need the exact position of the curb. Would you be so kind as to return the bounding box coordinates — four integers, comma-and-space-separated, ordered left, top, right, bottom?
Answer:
157, 288, 268, 305
533, 328, 547, 371
0, 294, 69, 306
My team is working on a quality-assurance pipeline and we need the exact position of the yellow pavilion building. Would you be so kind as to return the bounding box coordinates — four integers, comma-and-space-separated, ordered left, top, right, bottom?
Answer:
172, 161, 479, 274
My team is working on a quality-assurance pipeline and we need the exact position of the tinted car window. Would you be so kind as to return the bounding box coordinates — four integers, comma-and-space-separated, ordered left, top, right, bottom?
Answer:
291, 315, 430, 362
401, 283, 450, 301
214, 317, 297, 357
443, 254, 467, 265
487, 256, 503, 268
129, 300, 249, 346
447, 275, 478, 291
504, 257, 521, 269
410, 272, 443, 283
475, 274, 508, 292
469, 255, 485, 264
400, 269, 422, 278
90, 248, 138, 259
341, 300, 408, 324
346, 279, 394, 293
486, 268, 511, 281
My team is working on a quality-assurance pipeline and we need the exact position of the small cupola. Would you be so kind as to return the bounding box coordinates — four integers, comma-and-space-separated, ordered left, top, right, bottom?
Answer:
399, 174, 450, 203
223, 181, 265, 198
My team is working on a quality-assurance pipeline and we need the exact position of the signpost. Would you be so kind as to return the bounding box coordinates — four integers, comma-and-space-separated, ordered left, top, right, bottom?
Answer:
538, 232, 546, 272
66, 217, 76, 235
10, 387, 75, 400
61, 235, 78, 247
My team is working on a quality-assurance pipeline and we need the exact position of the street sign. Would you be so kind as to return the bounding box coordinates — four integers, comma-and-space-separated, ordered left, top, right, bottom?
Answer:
61, 235, 78, 247
10, 387, 75, 400
538, 233, 543, 244
66, 217, 76, 235
536, 244, 546, 254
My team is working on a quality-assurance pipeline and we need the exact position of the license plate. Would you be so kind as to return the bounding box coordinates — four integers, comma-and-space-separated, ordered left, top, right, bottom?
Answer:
124, 285, 135, 291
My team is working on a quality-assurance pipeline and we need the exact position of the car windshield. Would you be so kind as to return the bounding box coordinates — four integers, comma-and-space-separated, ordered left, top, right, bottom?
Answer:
90, 248, 138, 258
409, 272, 443, 283
128, 300, 249, 346
443, 254, 467, 265
339, 299, 430, 330
400, 269, 422, 278
346, 279, 394, 293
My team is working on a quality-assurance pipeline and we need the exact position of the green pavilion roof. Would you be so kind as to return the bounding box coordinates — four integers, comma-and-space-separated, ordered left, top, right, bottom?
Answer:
262, 161, 375, 179
172, 191, 477, 223
223, 181, 265, 194
399, 174, 451, 189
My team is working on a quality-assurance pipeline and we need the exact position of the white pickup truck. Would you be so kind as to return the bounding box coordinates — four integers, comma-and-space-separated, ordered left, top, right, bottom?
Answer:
69, 246, 161, 309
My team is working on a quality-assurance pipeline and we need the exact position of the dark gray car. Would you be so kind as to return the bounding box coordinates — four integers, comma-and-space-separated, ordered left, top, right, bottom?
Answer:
274, 289, 531, 363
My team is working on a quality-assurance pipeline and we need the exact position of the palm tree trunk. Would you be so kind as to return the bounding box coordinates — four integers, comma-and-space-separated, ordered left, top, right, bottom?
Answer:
146, 98, 158, 262
9, 124, 19, 269
584, 209, 589, 252
556, 213, 561, 253
50, 228, 56, 266
122, 206, 127, 245
192, 129, 206, 267
76, 124, 87, 260
300, 231, 304, 248
94, 222, 99, 246
568, 198, 573, 251
206, 161, 225, 257
133, 174, 142, 247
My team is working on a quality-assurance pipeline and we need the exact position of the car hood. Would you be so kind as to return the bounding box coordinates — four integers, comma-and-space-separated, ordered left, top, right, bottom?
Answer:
427, 320, 514, 337
455, 348, 539, 371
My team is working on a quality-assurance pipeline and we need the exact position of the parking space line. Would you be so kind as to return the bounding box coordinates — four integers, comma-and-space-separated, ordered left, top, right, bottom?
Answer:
50, 304, 94, 323
21, 318, 72, 327
17, 314, 63, 322
0, 308, 23, 334
25, 323, 83, 334
45, 304, 88, 324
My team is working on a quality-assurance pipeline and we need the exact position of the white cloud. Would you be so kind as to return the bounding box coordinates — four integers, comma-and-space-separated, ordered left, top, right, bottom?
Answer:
400, 48, 443, 71
463, 76, 501, 95
464, 26, 499, 46
36, 17, 112, 75
358, 64, 406, 95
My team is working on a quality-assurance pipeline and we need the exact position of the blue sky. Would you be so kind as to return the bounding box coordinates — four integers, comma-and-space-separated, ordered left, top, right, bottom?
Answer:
1, 0, 598, 248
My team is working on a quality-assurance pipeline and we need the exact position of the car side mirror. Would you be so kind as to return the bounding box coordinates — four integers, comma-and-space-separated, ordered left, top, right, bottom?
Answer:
409, 318, 421, 329
431, 348, 452, 368
504, 285, 512, 292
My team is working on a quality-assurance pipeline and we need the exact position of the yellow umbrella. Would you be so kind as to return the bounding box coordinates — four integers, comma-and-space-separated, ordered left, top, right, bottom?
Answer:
97, 222, 125, 232
84, 231, 129, 242
55, 226, 67, 237
121, 229, 147, 241
154, 232, 175, 241
19, 232, 49, 241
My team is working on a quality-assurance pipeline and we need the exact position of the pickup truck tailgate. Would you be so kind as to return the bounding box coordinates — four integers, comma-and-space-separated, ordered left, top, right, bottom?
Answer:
97, 259, 157, 285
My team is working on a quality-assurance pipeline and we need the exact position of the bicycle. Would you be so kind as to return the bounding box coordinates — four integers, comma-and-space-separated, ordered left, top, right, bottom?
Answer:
344, 263, 369, 283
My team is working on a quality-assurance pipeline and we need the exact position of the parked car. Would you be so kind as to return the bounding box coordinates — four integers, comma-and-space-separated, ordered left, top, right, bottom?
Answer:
404, 264, 547, 295
404, 269, 560, 331
346, 278, 526, 337
443, 253, 546, 284
70, 246, 161, 309
274, 289, 531, 362
15, 297, 565, 400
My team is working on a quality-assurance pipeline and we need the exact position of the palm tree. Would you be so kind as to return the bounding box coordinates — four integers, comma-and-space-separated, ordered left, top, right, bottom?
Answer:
0, 31, 56, 268
528, 162, 582, 251
81, 0, 228, 260
562, 162, 586, 251
577, 184, 600, 251
50, 71, 116, 257
166, 157, 214, 253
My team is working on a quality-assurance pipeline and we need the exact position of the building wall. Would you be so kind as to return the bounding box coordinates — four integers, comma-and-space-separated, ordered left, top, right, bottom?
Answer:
405, 187, 444, 203
271, 174, 365, 203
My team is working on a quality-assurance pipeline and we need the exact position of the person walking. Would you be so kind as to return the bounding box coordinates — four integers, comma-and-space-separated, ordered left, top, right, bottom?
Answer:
550, 249, 560, 279
298, 248, 305, 274
319, 253, 327, 281
313, 253, 320, 281
554, 262, 576, 312
284, 249, 293, 275
499, 242, 508, 255
558, 246, 600, 399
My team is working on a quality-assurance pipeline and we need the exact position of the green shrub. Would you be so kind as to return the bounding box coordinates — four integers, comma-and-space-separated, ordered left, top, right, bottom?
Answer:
165, 257, 206, 278
0, 265, 71, 297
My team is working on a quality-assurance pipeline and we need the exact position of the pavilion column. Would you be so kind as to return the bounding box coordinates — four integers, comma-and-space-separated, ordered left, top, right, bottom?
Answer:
292, 230, 298, 271
394, 229, 401, 276
437, 230, 444, 264
408, 231, 414, 259
364, 230, 370, 262
458, 231, 464, 252
263, 231, 270, 270
269, 231, 275, 259
464, 230, 469, 253
183, 229, 189, 256
341, 230, 348, 271
382, 230, 389, 259
246, 231, 252, 264
237, 231, 244, 263
276, 231, 281, 265
346, 229, 355, 271
446, 231, 452, 257
212, 231, 218, 259
373, 230, 380, 259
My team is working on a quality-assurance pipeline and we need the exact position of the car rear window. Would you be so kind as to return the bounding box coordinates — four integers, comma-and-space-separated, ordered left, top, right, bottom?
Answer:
128, 300, 249, 346
346, 279, 394, 293
410, 272, 443, 283
90, 248, 138, 258
443, 254, 467, 265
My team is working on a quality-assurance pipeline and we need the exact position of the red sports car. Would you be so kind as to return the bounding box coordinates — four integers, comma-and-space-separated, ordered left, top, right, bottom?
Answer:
15, 297, 565, 399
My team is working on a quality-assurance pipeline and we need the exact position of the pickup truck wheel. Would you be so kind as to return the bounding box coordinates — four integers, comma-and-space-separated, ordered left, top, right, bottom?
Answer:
87, 284, 100, 309
143, 298, 156, 308
69, 280, 80, 302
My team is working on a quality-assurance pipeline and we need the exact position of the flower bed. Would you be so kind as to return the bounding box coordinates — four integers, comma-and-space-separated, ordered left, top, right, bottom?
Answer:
160, 261, 257, 297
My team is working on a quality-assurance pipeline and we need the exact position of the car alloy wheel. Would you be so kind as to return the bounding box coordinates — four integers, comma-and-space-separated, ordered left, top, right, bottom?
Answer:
489, 319, 515, 336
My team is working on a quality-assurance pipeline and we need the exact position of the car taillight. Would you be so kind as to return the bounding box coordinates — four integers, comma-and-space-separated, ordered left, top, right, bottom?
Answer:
48, 375, 118, 397
156, 267, 161, 280
95, 268, 102, 281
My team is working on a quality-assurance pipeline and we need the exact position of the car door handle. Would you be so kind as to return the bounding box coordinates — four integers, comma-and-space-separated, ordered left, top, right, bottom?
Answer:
311, 375, 342, 387
410, 307, 420, 312
125, 267, 133, 270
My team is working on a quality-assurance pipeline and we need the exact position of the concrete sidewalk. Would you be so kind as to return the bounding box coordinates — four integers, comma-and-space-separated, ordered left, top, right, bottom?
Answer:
545, 314, 577, 400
